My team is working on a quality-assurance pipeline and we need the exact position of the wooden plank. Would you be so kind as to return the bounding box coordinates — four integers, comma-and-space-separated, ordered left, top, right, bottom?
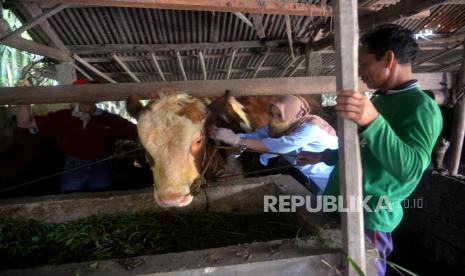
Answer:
333, 1, 365, 275
176, 50, 188, 81
447, 37, 465, 176
73, 54, 116, 83
67, 39, 308, 54
24, 0, 333, 16
150, 53, 166, 81
280, 57, 295, 77
284, 15, 295, 62
0, 4, 69, 43
0, 35, 71, 61
252, 48, 270, 78
198, 51, 207, 80
226, 49, 236, 80
15, 2, 69, 51
359, 0, 443, 30
311, 0, 446, 51
415, 42, 463, 67
251, 14, 266, 39
0, 73, 448, 105
67, 37, 457, 55
113, 54, 141, 82
288, 57, 306, 77
70, 62, 94, 81
233, 12, 253, 28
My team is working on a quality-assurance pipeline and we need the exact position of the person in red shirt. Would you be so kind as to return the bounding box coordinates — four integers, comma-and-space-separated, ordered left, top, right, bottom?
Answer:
16, 79, 138, 192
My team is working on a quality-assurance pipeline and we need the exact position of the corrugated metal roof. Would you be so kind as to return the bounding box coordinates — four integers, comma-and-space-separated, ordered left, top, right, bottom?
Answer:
6, 0, 465, 83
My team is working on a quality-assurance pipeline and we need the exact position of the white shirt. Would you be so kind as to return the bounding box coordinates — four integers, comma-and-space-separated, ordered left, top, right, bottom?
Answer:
240, 123, 338, 193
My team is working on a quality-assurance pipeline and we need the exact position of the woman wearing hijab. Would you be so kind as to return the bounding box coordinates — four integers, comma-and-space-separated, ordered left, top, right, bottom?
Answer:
211, 95, 338, 194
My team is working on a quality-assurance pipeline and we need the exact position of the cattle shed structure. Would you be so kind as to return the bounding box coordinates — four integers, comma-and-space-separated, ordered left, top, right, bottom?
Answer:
1, 0, 465, 275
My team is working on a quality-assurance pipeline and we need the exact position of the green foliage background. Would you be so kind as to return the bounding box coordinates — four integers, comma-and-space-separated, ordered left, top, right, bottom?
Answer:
1, 9, 132, 120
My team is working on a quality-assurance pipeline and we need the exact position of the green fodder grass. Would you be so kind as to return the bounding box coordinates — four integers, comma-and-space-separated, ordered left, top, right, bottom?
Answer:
0, 212, 300, 270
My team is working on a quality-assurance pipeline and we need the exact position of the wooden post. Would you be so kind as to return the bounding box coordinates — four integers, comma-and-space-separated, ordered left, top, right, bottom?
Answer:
448, 37, 465, 176
56, 62, 76, 85
334, 1, 366, 275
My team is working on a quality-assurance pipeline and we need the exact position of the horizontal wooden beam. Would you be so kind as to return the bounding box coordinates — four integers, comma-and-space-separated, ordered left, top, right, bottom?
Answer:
0, 35, 71, 61
68, 37, 460, 57
67, 39, 309, 55
23, 0, 333, 16
0, 73, 451, 105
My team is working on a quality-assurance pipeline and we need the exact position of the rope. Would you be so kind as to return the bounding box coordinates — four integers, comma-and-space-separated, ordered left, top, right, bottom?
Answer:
198, 144, 297, 183
2, 143, 298, 194
0, 147, 145, 194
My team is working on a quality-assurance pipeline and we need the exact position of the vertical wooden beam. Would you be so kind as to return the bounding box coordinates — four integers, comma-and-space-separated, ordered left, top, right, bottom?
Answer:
71, 63, 94, 81
448, 37, 465, 176
0, 4, 69, 43
252, 48, 270, 78
284, 15, 295, 62
73, 54, 117, 83
176, 50, 188, 81
226, 49, 236, 80
251, 14, 266, 39
334, 1, 366, 275
150, 53, 166, 81
112, 54, 141, 82
198, 51, 207, 80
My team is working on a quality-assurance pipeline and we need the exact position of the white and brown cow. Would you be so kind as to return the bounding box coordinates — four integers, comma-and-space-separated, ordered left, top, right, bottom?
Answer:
130, 91, 322, 208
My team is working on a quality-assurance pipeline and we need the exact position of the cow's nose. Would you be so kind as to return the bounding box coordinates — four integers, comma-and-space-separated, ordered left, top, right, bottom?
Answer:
155, 192, 193, 207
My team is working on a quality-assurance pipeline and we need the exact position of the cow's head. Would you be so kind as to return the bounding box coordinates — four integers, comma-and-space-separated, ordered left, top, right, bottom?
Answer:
137, 93, 207, 207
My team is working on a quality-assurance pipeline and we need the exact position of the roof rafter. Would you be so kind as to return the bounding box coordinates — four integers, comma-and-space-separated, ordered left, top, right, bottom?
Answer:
310, 0, 446, 51
22, 0, 333, 16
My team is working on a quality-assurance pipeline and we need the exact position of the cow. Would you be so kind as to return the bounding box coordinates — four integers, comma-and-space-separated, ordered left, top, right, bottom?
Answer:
130, 90, 322, 208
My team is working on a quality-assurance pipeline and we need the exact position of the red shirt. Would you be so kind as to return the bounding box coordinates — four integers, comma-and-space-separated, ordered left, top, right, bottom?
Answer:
35, 109, 138, 160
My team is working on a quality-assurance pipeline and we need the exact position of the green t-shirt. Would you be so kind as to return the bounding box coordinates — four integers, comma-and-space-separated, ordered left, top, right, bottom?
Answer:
324, 86, 442, 232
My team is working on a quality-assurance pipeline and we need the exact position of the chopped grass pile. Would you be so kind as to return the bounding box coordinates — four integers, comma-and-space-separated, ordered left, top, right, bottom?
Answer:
0, 212, 299, 270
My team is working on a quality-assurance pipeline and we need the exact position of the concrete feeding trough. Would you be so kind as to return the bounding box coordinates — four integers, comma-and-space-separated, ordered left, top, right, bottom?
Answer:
0, 175, 377, 275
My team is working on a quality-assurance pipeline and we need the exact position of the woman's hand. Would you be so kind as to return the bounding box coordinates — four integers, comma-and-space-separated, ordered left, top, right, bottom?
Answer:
210, 128, 241, 146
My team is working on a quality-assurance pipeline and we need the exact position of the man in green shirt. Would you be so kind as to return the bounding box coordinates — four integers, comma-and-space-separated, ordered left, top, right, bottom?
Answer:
296, 24, 442, 276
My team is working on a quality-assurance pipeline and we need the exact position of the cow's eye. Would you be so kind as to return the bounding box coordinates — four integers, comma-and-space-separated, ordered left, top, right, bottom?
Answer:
196, 138, 203, 144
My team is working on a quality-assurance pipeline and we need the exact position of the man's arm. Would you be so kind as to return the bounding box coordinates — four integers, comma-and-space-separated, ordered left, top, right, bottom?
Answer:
336, 90, 442, 183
